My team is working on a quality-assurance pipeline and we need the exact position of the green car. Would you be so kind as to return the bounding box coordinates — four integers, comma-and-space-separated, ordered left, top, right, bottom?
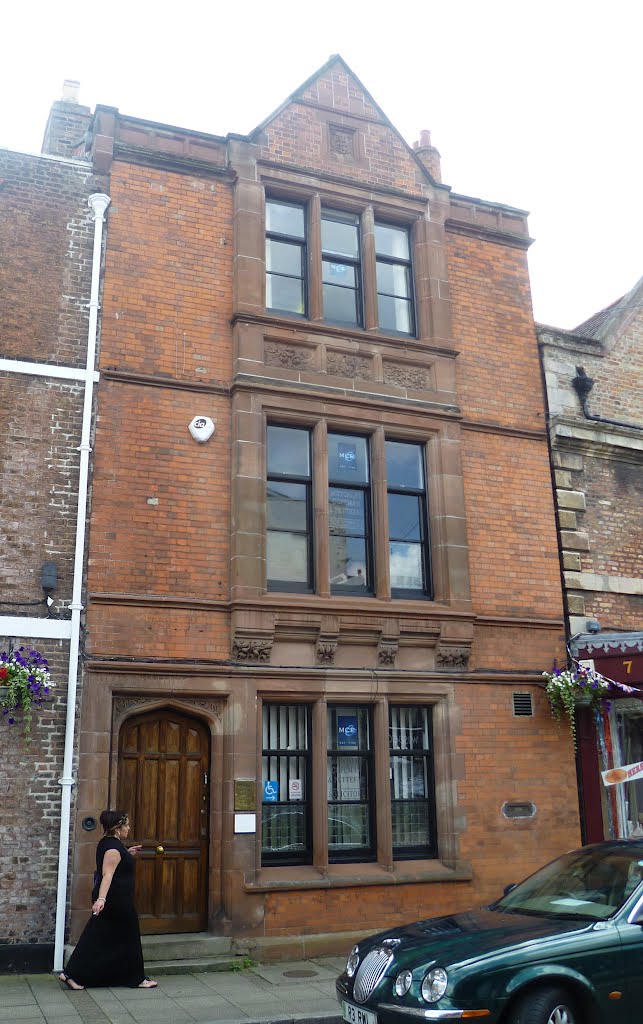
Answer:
336, 840, 643, 1023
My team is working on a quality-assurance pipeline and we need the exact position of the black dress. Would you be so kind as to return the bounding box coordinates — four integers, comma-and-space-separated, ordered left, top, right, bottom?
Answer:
64, 836, 146, 987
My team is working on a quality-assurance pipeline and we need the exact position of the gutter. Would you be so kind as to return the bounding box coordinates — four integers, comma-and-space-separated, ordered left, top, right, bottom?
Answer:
53, 192, 110, 973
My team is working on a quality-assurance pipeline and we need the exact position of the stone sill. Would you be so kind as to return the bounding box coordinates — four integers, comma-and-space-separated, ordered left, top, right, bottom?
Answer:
245, 860, 473, 893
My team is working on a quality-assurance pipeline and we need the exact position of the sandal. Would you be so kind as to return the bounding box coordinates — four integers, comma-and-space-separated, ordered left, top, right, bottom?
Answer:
59, 973, 85, 991
137, 978, 158, 988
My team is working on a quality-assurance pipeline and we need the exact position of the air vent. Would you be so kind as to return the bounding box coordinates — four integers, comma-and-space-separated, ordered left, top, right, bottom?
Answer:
512, 692, 533, 717
502, 801, 537, 819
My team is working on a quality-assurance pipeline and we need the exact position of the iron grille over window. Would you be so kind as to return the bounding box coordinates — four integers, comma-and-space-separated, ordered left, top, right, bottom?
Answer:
261, 704, 311, 865
389, 705, 437, 858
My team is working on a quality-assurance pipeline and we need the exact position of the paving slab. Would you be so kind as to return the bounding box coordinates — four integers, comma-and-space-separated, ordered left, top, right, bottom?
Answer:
0, 958, 343, 1024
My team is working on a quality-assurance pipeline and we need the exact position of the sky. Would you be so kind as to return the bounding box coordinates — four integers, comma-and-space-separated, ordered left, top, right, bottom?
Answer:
2, 0, 640, 330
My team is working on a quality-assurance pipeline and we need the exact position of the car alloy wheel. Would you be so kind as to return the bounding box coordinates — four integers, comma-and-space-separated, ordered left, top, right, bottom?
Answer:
509, 985, 577, 1024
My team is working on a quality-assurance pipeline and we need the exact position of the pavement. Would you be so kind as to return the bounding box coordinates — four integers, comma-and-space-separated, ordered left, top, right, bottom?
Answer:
0, 957, 345, 1024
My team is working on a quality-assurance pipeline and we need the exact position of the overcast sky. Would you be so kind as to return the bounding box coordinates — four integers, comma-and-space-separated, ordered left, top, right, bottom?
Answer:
2, 0, 640, 329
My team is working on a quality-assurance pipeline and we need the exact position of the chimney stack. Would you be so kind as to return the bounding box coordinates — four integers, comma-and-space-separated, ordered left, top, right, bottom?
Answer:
413, 129, 442, 183
42, 81, 91, 159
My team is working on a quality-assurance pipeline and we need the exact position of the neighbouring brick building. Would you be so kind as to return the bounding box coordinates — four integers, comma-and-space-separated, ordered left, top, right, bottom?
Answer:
33, 56, 583, 960
538, 279, 643, 845
0, 83, 109, 968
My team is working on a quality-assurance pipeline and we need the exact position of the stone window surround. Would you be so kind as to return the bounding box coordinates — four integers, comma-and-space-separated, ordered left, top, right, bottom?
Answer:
231, 399, 470, 609
265, 190, 417, 337
233, 165, 444, 346
253, 690, 462, 884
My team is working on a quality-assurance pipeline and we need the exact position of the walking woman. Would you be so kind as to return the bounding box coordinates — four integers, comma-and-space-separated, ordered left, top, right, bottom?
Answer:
60, 810, 157, 989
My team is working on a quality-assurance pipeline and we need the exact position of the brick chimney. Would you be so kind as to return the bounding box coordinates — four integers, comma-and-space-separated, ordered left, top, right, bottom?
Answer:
413, 130, 442, 183
41, 80, 92, 160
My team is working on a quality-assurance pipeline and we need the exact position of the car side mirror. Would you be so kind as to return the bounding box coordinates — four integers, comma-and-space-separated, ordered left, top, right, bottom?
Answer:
629, 904, 643, 926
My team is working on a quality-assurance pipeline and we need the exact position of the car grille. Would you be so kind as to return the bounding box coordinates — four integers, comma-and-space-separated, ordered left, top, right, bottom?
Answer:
352, 947, 394, 1003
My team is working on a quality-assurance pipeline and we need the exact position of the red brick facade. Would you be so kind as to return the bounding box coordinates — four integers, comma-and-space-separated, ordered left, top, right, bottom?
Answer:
11, 58, 586, 959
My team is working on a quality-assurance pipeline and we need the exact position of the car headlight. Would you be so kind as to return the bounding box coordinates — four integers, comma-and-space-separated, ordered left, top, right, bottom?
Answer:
421, 967, 448, 1002
394, 970, 413, 996
346, 946, 360, 978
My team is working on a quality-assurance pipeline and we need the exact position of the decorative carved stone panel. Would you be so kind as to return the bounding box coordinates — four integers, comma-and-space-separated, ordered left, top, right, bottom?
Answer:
316, 638, 338, 665
378, 641, 398, 666
436, 646, 471, 670
232, 636, 273, 663
264, 342, 313, 370
112, 695, 222, 726
383, 363, 430, 390
329, 126, 355, 158
326, 352, 371, 380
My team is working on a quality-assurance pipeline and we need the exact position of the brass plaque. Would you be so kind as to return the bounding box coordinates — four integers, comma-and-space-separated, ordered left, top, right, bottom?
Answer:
234, 780, 256, 812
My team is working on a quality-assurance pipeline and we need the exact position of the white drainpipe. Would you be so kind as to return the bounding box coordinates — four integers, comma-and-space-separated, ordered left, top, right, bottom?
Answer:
53, 192, 110, 973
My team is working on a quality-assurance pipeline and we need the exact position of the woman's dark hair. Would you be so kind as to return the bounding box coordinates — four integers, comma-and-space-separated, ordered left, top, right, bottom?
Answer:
99, 809, 128, 834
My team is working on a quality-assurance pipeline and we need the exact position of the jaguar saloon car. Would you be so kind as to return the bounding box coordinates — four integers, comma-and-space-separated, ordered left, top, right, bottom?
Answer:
336, 840, 643, 1024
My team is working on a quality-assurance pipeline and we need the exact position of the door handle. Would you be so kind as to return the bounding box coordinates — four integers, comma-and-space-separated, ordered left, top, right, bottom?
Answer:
156, 845, 164, 854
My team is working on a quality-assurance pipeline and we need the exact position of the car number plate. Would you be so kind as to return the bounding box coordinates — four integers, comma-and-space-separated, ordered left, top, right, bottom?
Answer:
342, 1000, 377, 1024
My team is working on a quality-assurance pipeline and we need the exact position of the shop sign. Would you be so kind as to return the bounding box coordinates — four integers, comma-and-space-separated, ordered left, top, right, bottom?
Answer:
602, 760, 643, 786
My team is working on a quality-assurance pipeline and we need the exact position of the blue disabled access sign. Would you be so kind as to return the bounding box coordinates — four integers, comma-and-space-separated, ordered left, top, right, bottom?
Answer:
263, 780, 279, 802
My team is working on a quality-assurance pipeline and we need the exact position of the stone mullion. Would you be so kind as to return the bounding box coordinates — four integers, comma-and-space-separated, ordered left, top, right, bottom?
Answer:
361, 204, 378, 332
313, 419, 330, 597
371, 426, 390, 599
373, 699, 393, 870
308, 194, 323, 321
312, 698, 328, 871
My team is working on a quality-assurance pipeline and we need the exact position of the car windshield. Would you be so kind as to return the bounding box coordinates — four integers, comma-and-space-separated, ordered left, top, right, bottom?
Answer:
493, 846, 643, 920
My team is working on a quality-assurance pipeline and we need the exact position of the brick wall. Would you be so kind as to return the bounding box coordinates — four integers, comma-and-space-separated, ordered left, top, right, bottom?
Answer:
86, 163, 234, 660
0, 148, 107, 947
0, 638, 73, 945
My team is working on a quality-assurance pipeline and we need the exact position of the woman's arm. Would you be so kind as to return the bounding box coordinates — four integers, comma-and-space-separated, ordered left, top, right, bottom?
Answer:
92, 848, 121, 915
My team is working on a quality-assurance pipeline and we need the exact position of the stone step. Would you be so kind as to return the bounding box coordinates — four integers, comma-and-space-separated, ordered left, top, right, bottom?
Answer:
147, 955, 241, 975
141, 933, 233, 962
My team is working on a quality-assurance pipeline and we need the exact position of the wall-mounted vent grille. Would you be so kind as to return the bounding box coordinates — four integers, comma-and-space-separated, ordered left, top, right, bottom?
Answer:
512, 692, 534, 717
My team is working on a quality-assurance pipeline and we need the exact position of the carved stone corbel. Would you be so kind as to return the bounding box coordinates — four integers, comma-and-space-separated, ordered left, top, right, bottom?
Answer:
316, 637, 338, 665
377, 640, 398, 666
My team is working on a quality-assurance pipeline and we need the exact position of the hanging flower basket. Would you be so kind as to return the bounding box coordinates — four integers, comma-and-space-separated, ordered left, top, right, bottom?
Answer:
0, 646, 54, 740
542, 664, 610, 749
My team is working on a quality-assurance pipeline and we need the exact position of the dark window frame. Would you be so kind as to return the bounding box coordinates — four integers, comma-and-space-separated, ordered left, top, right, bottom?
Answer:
321, 208, 363, 328
266, 424, 314, 593
265, 199, 308, 318
386, 440, 432, 600
374, 221, 416, 337
327, 704, 376, 864
389, 704, 437, 860
328, 432, 374, 596
261, 703, 312, 866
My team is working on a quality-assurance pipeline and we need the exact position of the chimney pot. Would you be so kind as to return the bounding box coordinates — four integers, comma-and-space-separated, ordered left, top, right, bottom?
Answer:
419, 129, 432, 148
62, 79, 80, 103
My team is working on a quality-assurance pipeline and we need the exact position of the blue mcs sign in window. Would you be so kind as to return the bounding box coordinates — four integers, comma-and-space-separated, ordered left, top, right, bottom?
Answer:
337, 715, 358, 747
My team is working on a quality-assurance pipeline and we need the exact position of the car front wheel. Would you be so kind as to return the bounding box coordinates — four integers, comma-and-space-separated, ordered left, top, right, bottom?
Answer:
507, 985, 577, 1024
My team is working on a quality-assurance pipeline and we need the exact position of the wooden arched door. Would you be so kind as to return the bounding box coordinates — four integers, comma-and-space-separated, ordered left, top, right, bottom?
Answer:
118, 709, 210, 934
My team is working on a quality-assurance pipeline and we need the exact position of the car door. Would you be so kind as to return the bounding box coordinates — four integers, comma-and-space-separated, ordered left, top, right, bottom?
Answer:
613, 916, 643, 1022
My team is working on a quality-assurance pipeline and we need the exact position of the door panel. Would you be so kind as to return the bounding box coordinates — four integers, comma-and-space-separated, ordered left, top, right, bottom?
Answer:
118, 709, 210, 934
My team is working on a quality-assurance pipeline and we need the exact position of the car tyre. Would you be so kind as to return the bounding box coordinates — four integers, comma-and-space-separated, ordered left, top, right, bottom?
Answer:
508, 985, 577, 1024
